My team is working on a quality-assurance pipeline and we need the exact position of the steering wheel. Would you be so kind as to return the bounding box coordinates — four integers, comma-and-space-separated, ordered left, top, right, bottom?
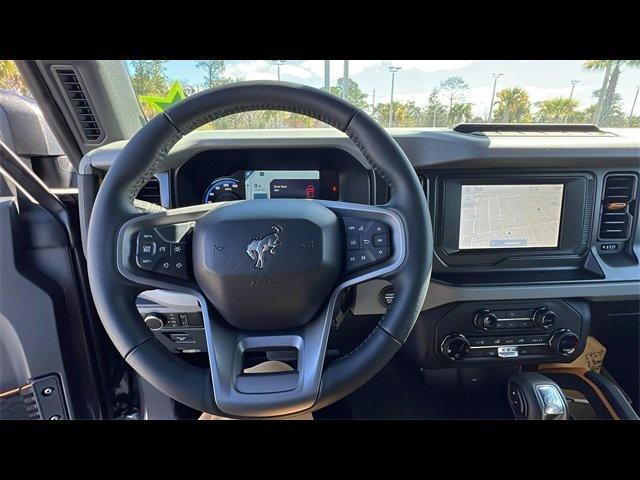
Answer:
87, 81, 432, 418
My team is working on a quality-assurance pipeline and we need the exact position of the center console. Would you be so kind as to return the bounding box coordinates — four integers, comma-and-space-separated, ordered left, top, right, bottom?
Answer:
405, 299, 590, 369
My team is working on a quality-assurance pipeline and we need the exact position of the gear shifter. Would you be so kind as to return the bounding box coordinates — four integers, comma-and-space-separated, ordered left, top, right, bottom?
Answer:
507, 372, 568, 420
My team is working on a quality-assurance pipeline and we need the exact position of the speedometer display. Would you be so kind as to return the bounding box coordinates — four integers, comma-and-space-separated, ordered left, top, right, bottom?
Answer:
202, 178, 241, 203
202, 170, 338, 204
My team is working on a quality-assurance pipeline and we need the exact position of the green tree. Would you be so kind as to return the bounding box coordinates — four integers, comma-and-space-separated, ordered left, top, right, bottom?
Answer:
372, 101, 423, 127
424, 88, 448, 127
535, 97, 579, 123
196, 60, 231, 89
492, 87, 532, 123
129, 60, 168, 118
129, 60, 168, 95
330, 77, 369, 110
448, 102, 474, 125
440, 76, 469, 118
0, 60, 30, 96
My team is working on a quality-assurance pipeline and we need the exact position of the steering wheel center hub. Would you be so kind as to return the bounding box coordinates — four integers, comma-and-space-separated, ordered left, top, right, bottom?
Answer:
192, 199, 341, 330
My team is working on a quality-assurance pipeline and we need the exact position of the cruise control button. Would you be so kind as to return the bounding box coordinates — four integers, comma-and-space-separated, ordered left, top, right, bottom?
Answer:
136, 229, 170, 270
155, 253, 188, 279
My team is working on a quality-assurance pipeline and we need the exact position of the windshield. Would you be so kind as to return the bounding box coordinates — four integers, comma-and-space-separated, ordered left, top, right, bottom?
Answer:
125, 60, 640, 129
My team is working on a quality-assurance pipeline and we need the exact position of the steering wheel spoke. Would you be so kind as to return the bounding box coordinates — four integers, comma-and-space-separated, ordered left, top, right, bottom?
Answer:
201, 296, 336, 418
319, 200, 407, 284
116, 203, 217, 293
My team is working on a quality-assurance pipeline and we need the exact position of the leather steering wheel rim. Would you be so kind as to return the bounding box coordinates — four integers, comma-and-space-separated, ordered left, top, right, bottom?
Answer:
87, 81, 433, 417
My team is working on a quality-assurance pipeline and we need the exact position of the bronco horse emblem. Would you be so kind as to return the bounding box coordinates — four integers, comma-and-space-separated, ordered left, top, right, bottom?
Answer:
246, 225, 283, 269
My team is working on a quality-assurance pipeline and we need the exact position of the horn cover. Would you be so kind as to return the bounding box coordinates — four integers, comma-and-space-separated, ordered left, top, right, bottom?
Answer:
193, 199, 341, 330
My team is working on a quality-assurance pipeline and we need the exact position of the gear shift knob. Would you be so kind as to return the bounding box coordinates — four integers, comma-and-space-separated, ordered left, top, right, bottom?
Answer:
508, 372, 568, 420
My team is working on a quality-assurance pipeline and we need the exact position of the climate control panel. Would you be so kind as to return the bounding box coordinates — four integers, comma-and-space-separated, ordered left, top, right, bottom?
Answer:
433, 300, 588, 366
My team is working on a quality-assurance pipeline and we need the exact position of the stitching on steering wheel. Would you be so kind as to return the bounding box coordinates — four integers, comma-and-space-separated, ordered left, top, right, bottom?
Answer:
127, 133, 182, 202
176, 103, 348, 134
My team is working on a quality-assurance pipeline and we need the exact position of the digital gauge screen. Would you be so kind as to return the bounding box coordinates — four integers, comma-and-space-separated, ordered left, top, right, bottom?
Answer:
244, 170, 320, 199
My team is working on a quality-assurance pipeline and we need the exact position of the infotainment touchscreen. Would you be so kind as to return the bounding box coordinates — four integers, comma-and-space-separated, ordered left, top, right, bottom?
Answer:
458, 184, 564, 250
245, 170, 320, 199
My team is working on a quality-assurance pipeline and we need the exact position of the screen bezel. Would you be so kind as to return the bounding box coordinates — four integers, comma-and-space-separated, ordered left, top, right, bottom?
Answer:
435, 172, 593, 267
457, 183, 566, 250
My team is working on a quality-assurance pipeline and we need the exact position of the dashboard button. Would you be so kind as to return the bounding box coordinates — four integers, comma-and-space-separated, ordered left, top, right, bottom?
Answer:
469, 338, 489, 347
164, 313, 181, 328
169, 333, 195, 344
187, 312, 204, 327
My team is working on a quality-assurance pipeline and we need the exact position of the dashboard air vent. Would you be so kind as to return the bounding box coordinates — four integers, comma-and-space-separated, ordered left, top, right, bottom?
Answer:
51, 66, 103, 143
136, 178, 161, 205
599, 174, 637, 240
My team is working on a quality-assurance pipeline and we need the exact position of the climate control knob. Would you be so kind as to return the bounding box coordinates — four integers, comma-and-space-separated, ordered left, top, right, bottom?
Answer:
533, 307, 557, 329
474, 309, 498, 330
441, 334, 471, 361
551, 330, 580, 356
144, 313, 166, 331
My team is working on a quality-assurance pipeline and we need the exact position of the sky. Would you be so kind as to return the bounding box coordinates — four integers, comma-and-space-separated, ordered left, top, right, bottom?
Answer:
137, 60, 640, 119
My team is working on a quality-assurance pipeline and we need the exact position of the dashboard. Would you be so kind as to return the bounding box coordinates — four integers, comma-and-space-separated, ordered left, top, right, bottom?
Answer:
173, 147, 370, 207
201, 170, 339, 203
79, 126, 640, 368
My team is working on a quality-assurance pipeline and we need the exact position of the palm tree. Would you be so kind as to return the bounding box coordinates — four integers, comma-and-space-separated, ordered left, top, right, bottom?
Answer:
584, 60, 640, 125
584, 60, 613, 124
535, 97, 579, 123
492, 87, 532, 123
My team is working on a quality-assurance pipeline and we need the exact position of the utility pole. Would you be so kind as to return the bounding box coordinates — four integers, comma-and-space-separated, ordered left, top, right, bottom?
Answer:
273, 60, 286, 81
324, 60, 330, 91
487, 73, 503, 122
569, 80, 580, 101
388, 66, 401, 128
629, 85, 640, 126
372, 88, 376, 113
343, 60, 349, 99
